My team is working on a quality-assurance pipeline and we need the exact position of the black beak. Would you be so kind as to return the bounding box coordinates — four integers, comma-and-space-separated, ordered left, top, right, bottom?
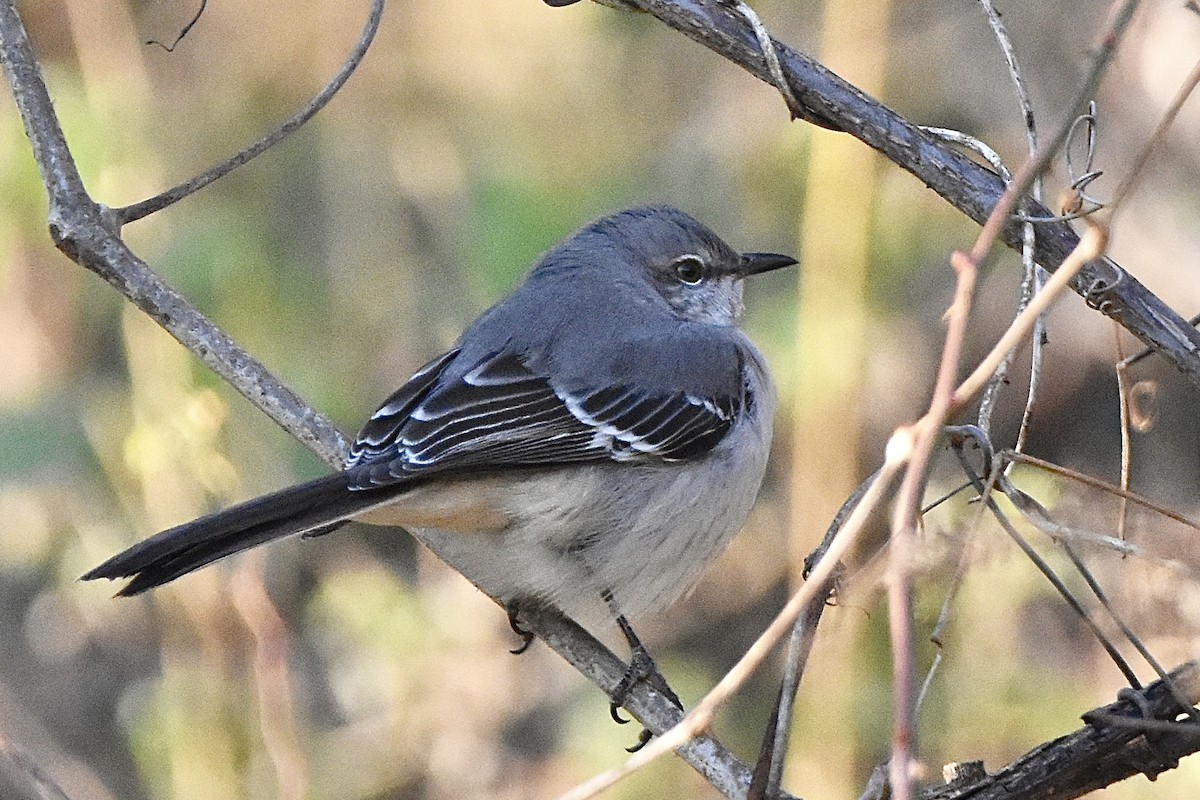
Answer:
740, 252, 799, 276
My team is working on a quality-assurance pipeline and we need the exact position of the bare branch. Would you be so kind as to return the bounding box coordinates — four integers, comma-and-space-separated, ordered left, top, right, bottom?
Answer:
117, 0, 385, 224
972, 0, 1047, 454
920, 662, 1200, 800
576, 0, 1200, 389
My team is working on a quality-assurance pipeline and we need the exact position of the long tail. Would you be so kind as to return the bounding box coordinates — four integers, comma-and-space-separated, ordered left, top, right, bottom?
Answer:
83, 473, 397, 596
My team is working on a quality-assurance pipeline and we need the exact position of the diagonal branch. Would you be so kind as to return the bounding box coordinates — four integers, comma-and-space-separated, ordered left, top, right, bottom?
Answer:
919, 662, 1200, 800
579, 0, 1200, 389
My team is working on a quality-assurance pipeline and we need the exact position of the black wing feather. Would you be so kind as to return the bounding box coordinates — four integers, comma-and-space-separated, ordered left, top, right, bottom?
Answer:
350, 349, 461, 461
345, 348, 746, 489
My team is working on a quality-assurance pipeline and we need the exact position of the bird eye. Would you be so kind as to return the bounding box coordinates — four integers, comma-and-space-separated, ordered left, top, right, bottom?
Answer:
672, 255, 706, 285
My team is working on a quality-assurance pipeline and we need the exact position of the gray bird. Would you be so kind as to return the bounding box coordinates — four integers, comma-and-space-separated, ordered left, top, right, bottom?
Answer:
84, 206, 795, 702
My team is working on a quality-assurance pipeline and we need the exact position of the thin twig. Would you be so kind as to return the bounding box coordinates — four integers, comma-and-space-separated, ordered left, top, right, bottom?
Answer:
1001, 479, 1200, 724
1058, 102, 1106, 215
951, 223, 1107, 409
146, 0, 208, 52
1053, 538, 1200, 719
973, 0, 1046, 449
966, 0, 1133, 271
950, 429, 1195, 695
917, 427, 1002, 715
730, 1, 802, 119
117, 0, 385, 224
951, 450, 1143, 687
919, 127, 1011, 181
1119, 311, 1200, 370
1004, 451, 1200, 532
1113, 325, 1133, 542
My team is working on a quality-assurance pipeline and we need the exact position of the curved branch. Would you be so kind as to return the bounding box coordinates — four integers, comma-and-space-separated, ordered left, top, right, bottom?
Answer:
115, 0, 385, 224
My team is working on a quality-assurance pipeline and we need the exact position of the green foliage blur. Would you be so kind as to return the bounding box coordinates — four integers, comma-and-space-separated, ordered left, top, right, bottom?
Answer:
3, 1, 1200, 799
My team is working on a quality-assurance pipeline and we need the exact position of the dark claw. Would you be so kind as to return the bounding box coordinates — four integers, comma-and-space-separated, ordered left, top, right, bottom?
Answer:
506, 600, 535, 655
626, 729, 653, 753
610, 702, 630, 724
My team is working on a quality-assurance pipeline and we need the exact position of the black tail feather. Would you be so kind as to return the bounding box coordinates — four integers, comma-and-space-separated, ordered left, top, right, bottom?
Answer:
83, 473, 391, 596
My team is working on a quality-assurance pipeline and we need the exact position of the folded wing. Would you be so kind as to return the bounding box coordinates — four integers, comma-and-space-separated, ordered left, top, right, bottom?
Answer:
347, 348, 745, 489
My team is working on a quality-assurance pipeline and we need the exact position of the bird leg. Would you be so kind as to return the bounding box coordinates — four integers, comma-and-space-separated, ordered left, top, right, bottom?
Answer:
601, 590, 684, 751
610, 613, 683, 712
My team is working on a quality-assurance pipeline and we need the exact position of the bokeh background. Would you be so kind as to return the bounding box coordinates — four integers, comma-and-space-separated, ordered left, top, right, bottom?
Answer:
3, 0, 1200, 798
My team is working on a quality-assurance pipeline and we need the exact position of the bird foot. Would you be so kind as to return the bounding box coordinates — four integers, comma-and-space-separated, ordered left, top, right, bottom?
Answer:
506, 600, 536, 655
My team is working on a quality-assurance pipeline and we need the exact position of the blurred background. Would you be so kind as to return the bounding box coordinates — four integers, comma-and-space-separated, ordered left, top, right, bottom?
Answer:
3, 0, 1200, 797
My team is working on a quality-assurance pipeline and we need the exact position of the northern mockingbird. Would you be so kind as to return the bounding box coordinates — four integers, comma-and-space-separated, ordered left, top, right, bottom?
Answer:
85, 206, 795, 717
